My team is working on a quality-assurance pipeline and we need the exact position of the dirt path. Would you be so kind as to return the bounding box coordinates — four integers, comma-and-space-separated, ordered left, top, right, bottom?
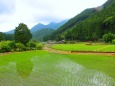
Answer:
44, 44, 115, 56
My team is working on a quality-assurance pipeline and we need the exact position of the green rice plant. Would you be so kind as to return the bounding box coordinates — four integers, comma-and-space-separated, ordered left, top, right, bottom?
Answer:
52, 43, 115, 52
0, 50, 114, 85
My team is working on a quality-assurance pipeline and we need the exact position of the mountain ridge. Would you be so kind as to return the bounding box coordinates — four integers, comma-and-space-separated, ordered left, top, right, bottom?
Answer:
31, 19, 68, 33
6, 19, 68, 34
46, 0, 115, 41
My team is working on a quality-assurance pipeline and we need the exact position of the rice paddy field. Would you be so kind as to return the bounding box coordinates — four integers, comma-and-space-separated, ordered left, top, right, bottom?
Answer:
51, 43, 115, 52
0, 50, 115, 86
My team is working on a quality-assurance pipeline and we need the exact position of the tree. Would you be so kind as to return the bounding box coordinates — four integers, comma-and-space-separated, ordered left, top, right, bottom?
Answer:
0, 32, 4, 41
14, 23, 32, 45
103, 33, 115, 43
4, 34, 14, 41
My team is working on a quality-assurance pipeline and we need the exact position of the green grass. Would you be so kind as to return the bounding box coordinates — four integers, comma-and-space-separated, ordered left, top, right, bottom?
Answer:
0, 50, 115, 86
51, 43, 115, 52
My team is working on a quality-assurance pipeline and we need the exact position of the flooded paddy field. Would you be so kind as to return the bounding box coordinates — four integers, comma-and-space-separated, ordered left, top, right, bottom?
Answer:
0, 51, 115, 86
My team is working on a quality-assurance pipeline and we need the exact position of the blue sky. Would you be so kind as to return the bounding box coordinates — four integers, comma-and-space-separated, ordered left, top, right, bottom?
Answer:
0, 0, 107, 32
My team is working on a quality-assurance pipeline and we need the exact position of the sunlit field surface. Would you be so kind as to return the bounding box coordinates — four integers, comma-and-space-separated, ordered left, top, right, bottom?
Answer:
0, 50, 115, 86
51, 43, 115, 52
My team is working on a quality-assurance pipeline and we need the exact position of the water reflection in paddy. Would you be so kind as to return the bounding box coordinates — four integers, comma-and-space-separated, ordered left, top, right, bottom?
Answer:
0, 55, 114, 86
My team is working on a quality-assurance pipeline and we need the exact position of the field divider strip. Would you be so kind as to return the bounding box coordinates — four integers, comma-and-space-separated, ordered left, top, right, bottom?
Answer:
71, 51, 115, 53
44, 44, 115, 56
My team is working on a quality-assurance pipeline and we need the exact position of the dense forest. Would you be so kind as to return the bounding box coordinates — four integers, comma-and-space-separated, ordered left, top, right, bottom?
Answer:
0, 32, 14, 41
32, 28, 54, 41
45, 0, 115, 41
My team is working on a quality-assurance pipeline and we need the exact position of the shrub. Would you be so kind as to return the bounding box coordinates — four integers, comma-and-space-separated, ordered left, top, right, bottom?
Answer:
36, 43, 43, 50
0, 41, 12, 53
68, 41, 76, 44
103, 33, 115, 43
26, 41, 36, 50
64, 41, 68, 44
15, 43, 25, 51
8, 41, 16, 50
112, 39, 115, 44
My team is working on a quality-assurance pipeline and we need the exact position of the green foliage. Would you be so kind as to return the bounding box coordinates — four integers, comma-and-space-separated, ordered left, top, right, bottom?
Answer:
15, 43, 25, 51
4, 34, 14, 40
36, 43, 43, 50
26, 40, 43, 50
0, 32, 4, 41
112, 39, 115, 44
0, 32, 14, 41
0, 41, 12, 53
14, 23, 32, 45
0, 40, 43, 53
26, 41, 36, 50
70, 0, 115, 41
8, 41, 16, 50
103, 33, 115, 43
102, 16, 115, 33
31, 39, 39, 43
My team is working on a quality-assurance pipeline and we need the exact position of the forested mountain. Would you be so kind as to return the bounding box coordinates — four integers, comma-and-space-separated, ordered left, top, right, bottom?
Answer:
46, 0, 115, 41
31, 20, 68, 33
46, 8, 98, 40
32, 28, 54, 41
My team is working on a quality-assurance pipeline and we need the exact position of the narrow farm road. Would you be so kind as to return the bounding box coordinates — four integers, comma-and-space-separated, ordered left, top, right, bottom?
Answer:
44, 44, 115, 57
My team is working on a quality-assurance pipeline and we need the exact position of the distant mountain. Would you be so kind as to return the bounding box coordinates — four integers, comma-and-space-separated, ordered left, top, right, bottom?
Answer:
32, 28, 54, 41
31, 19, 68, 41
30, 19, 68, 33
6, 19, 68, 35
6, 29, 14, 34
47, 0, 115, 41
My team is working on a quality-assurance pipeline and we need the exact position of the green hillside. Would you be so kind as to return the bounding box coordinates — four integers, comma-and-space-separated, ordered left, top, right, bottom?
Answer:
46, 0, 115, 41
47, 8, 97, 40
32, 28, 54, 41
31, 20, 68, 33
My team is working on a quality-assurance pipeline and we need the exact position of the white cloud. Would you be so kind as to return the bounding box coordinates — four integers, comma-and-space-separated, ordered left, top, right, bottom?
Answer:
0, 0, 15, 14
0, 0, 107, 32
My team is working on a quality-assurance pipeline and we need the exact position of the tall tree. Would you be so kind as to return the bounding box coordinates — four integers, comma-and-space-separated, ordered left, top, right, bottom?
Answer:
14, 23, 32, 45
